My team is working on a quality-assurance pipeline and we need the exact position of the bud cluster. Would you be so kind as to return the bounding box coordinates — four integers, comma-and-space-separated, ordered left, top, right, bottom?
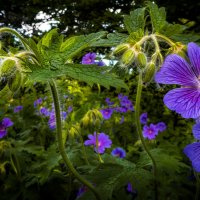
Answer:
80, 109, 103, 129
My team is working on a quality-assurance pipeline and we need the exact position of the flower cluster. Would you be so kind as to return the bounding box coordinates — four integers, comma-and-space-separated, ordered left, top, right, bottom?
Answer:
34, 97, 73, 130
140, 112, 167, 140
0, 117, 14, 138
84, 132, 112, 154
81, 52, 105, 66
100, 94, 134, 121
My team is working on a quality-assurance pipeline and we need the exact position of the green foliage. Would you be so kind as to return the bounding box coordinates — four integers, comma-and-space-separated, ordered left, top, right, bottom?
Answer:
123, 8, 145, 34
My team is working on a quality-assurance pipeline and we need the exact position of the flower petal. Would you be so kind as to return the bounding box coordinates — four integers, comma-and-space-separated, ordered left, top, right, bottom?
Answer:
155, 54, 198, 86
187, 42, 200, 76
184, 142, 200, 172
192, 123, 200, 140
164, 88, 200, 119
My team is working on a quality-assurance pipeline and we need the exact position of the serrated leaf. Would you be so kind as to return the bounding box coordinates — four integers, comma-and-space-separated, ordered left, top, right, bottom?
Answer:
147, 2, 167, 32
28, 64, 128, 90
123, 8, 145, 34
91, 32, 128, 47
41, 28, 59, 47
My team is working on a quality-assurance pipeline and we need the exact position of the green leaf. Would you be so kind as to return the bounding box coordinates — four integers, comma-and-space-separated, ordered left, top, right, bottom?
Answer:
91, 32, 128, 47
147, 2, 167, 32
123, 8, 145, 34
170, 33, 200, 43
27, 64, 128, 90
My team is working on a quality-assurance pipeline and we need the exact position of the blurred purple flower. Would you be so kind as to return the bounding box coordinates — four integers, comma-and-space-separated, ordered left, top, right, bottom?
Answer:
34, 98, 43, 107
97, 60, 105, 66
111, 147, 126, 158
81, 52, 96, 64
84, 132, 112, 154
115, 106, 128, 113
100, 108, 113, 120
155, 42, 200, 119
127, 182, 133, 193
2, 118, 14, 128
0, 117, 13, 138
48, 112, 56, 130
105, 98, 114, 106
14, 105, 23, 113
156, 122, 167, 132
68, 106, 73, 113
140, 112, 148, 125
192, 123, 200, 140
40, 107, 50, 116
184, 142, 200, 172
142, 123, 159, 140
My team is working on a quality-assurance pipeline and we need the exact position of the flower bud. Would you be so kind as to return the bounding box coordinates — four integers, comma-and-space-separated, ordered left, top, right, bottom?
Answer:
8, 70, 22, 92
137, 52, 147, 69
0, 59, 16, 79
143, 62, 156, 83
113, 43, 130, 55
121, 48, 135, 66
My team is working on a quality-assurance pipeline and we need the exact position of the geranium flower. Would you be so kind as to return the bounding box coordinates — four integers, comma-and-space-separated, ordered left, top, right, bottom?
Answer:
100, 108, 113, 120
111, 147, 126, 158
84, 132, 112, 154
81, 53, 96, 64
140, 112, 148, 125
192, 123, 200, 139
0, 117, 13, 138
156, 122, 167, 132
155, 42, 200, 119
14, 105, 23, 113
142, 123, 159, 140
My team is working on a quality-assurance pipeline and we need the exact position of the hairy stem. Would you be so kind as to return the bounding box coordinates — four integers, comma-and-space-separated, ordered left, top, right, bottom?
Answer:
134, 73, 158, 200
49, 79, 101, 200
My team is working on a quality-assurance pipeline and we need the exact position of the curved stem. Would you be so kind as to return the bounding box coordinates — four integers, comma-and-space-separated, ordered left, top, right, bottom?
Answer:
49, 79, 101, 200
155, 33, 175, 47
0, 27, 30, 50
134, 73, 158, 200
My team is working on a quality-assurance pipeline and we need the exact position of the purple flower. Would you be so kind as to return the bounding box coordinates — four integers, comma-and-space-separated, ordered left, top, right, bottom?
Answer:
14, 105, 23, 113
40, 107, 50, 116
81, 53, 96, 64
2, 118, 14, 128
34, 98, 43, 107
155, 42, 200, 119
0, 118, 13, 138
156, 122, 167, 132
68, 106, 73, 113
105, 98, 114, 106
118, 94, 134, 112
126, 182, 133, 193
142, 123, 159, 140
84, 132, 112, 154
192, 123, 200, 140
184, 142, 200, 172
111, 147, 126, 158
115, 106, 128, 113
48, 112, 56, 130
140, 112, 148, 125
97, 60, 105, 66
100, 108, 113, 120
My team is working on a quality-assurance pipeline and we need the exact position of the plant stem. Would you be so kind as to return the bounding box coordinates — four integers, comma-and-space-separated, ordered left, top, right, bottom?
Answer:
49, 79, 101, 200
134, 73, 158, 200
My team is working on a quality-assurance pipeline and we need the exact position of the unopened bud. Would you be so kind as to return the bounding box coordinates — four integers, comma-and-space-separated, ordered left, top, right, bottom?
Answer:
113, 43, 130, 55
0, 59, 16, 78
143, 62, 156, 83
121, 49, 135, 65
137, 52, 147, 68
8, 70, 22, 92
